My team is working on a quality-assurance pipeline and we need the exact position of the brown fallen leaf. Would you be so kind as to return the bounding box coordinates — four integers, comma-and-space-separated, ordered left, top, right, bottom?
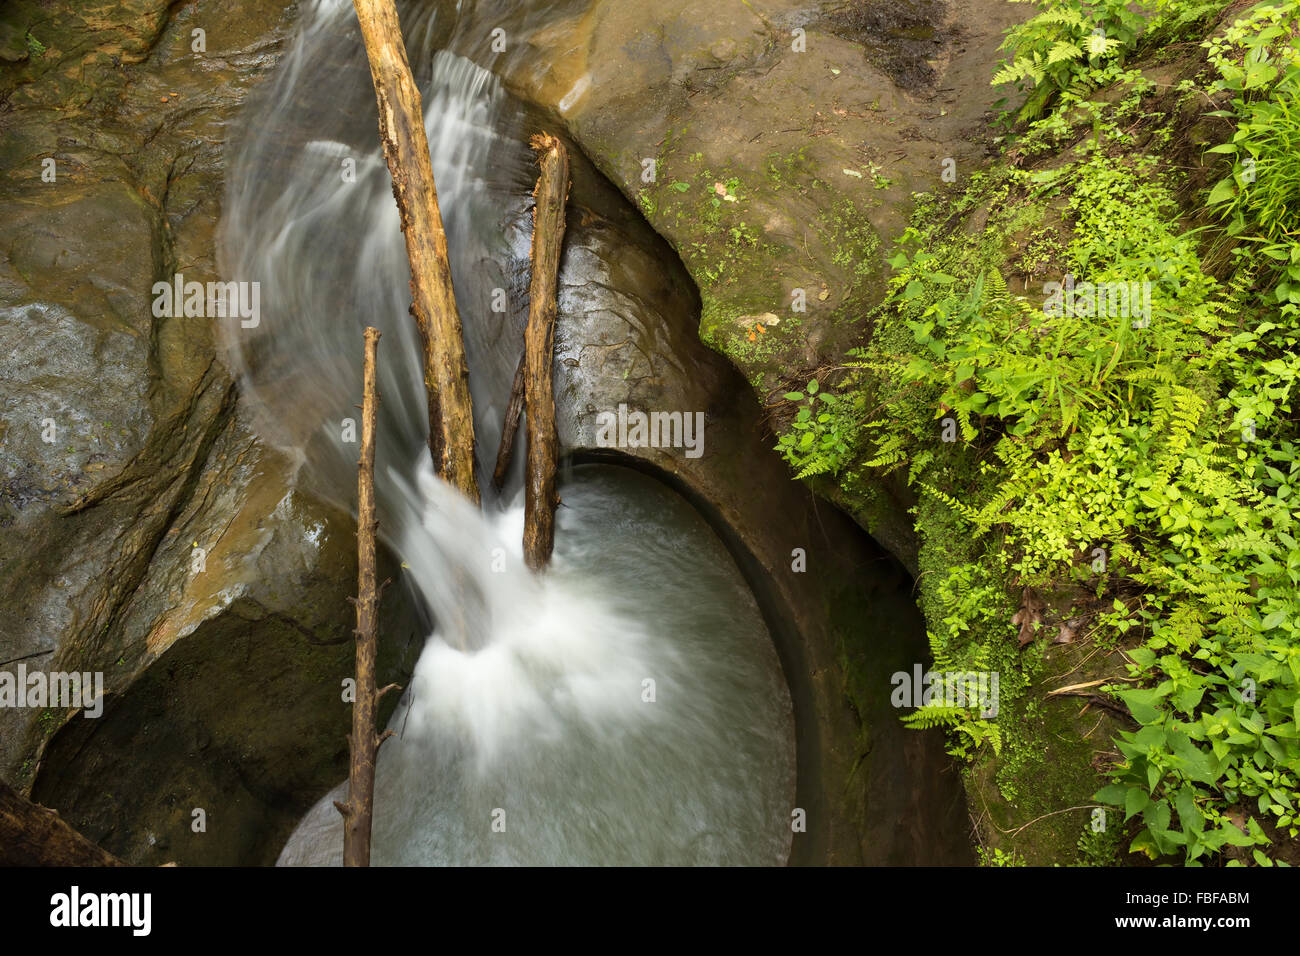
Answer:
1011, 586, 1046, 648
1054, 617, 1083, 644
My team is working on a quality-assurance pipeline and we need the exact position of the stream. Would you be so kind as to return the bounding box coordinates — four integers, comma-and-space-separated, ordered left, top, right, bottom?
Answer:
220, 0, 798, 865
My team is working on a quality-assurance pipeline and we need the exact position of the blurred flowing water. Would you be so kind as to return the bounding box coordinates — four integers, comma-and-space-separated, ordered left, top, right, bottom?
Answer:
219, 0, 796, 864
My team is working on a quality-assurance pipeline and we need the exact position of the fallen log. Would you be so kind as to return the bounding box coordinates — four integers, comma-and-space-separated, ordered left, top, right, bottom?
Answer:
522, 133, 570, 570
351, 0, 479, 504
335, 327, 398, 867
491, 351, 526, 492
0, 778, 125, 866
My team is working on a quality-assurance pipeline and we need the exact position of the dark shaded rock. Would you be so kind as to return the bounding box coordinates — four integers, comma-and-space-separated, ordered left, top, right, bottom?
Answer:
0, 0, 427, 867
30, 496, 423, 866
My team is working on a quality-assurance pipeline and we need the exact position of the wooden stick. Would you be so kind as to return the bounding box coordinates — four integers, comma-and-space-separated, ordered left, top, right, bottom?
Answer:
350, 0, 479, 504
336, 327, 393, 867
1046, 679, 1110, 696
491, 351, 526, 492
522, 133, 570, 570
0, 779, 125, 866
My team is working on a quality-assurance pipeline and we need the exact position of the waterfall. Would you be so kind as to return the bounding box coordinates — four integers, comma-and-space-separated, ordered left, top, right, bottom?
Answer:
219, 0, 796, 866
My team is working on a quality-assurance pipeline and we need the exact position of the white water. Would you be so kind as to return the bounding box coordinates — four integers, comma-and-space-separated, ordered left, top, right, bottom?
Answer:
280, 464, 794, 865
220, 0, 796, 865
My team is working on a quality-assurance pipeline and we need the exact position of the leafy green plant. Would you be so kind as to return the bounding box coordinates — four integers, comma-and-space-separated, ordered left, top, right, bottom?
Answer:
848, 120, 1300, 864
1203, 0, 1300, 318
992, 0, 1146, 121
774, 379, 862, 479
978, 846, 1028, 866
1076, 818, 1124, 864
1093, 634, 1300, 862
900, 625, 1005, 759
769, 0, 1300, 865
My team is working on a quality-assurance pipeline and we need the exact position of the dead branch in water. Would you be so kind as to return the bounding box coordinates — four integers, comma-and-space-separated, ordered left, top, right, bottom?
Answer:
351, 0, 479, 503
522, 133, 570, 570
491, 350, 527, 492
335, 327, 398, 866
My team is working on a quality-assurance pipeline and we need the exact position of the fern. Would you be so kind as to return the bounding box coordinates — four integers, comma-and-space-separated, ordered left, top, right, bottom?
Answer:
917, 482, 984, 525
900, 705, 968, 730
1048, 40, 1085, 65
794, 455, 837, 480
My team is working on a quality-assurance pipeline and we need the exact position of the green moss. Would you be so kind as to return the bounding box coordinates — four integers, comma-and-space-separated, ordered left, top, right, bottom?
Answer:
639, 141, 887, 390
968, 668, 1114, 865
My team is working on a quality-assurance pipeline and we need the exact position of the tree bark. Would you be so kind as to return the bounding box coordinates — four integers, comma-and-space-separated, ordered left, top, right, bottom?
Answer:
335, 327, 396, 867
522, 133, 570, 570
491, 351, 526, 492
351, 0, 479, 504
0, 778, 125, 866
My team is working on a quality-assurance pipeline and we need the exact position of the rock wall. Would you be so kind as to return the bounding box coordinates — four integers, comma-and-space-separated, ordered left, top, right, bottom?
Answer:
0, 0, 421, 863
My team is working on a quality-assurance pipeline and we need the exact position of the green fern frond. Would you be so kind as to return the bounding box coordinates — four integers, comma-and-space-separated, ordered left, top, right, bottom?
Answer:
900, 705, 970, 730
1047, 40, 1084, 65
918, 482, 983, 524
795, 455, 837, 480
984, 268, 1009, 302
1034, 8, 1087, 27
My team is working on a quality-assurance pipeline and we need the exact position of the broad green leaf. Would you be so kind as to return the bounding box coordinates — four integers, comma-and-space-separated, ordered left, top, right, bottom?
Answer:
1207, 178, 1237, 205
1125, 787, 1150, 820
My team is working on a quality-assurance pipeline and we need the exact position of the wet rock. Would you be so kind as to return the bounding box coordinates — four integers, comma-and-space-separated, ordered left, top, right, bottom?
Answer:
0, 302, 151, 514
0, 0, 271, 777
0, 0, 425, 866
30, 481, 423, 866
446, 0, 1022, 391
828, 0, 951, 88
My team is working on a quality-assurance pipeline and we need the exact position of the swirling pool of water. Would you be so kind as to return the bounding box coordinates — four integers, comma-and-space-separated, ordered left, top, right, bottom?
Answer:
279, 464, 795, 866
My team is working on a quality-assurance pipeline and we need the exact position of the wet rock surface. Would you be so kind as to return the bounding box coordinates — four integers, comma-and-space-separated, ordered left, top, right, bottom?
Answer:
443, 0, 1024, 389
30, 491, 423, 866
0, 0, 421, 864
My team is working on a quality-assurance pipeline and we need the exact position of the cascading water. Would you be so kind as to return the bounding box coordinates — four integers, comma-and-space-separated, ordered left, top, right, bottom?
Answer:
280, 464, 794, 865
219, 0, 796, 864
